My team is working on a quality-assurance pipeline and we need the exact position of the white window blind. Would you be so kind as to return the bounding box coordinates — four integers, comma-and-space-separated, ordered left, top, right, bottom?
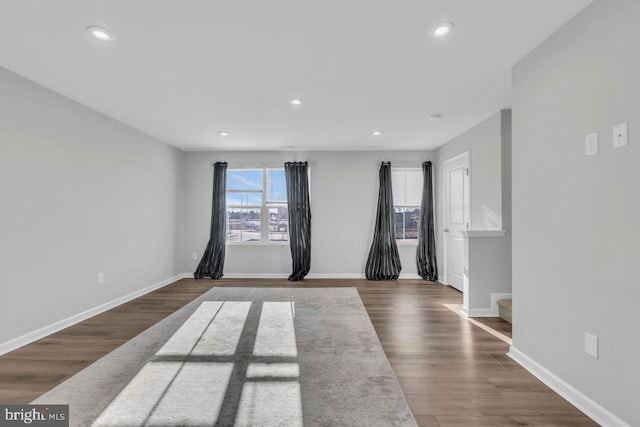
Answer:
392, 169, 423, 206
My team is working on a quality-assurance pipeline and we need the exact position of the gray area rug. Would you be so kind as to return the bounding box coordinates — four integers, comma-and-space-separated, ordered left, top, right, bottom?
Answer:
33, 287, 416, 426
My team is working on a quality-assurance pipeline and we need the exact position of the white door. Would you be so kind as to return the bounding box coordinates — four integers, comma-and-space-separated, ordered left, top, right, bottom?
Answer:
443, 152, 470, 292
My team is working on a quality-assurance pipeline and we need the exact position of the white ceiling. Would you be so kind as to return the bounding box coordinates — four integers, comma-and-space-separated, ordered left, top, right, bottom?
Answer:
0, 0, 592, 151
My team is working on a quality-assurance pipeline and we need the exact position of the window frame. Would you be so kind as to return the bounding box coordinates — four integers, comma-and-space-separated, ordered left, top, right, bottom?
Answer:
226, 167, 290, 245
392, 167, 423, 244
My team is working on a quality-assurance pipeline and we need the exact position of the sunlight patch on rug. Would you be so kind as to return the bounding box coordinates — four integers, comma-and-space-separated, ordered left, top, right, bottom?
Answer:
93, 299, 303, 426
253, 302, 297, 357
236, 381, 302, 427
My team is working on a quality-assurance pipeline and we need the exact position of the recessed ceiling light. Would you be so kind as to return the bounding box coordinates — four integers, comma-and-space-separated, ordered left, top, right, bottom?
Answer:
429, 114, 442, 122
372, 131, 382, 136
219, 131, 229, 136
87, 26, 112, 41
432, 22, 454, 38
290, 99, 303, 106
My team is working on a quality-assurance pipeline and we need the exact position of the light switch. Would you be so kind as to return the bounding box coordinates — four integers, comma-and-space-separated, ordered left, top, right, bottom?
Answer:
192, 252, 198, 260
585, 133, 598, 156
585, 332, 599, 359
613, 122, 628, 148
97, 272, 104, 285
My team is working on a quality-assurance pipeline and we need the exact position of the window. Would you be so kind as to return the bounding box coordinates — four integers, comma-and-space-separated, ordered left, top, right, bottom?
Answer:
226, 168, 288, 243
391, 168, 423, 241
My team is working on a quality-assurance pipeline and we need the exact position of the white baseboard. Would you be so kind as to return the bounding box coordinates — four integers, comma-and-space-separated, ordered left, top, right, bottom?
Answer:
399, 273, 422, 280
0, 273, 185, 357
308, 273, 423, 280
306, 273, 365, 279
508, 346, 630, 427
461, 292, 512, 317
192, 272, 426, 280
460, 305, 469, 317
221, 273, 290, 279
463, 307, 495, 317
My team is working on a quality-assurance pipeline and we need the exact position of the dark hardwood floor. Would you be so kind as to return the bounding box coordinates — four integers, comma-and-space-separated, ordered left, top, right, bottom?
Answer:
0, 278, 596, 426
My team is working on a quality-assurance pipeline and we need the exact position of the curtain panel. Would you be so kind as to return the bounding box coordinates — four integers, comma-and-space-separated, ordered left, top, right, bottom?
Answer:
285, 161, 311, 281
194, 161, 227, 279
366, 162, 402, 280
416, 161, 438, 281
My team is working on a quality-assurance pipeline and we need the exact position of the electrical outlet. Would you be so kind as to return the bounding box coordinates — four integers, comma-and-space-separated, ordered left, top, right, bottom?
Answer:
613, 122, 628, 148
192, 252, 198, 260
584, 332, 599, 359
97, 272, 104, 285
585, 133, 598, 156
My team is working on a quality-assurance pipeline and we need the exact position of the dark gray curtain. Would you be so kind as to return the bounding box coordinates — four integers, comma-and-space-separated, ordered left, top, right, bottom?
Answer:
285, 162, 311, 281
417, 161, 438, 281
194, 162, 227, 280
366, 162, 402, 280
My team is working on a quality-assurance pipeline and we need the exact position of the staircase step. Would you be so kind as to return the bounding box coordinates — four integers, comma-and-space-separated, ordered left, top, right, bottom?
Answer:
497, 299, 512, 324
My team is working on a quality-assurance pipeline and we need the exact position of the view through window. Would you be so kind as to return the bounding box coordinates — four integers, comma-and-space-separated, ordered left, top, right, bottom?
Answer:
226, 169, 288, 243
391, 168, 423, 240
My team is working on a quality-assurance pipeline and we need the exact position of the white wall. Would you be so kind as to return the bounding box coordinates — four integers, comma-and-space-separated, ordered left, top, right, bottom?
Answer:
178, 151, 435, 277
463, 232, 511, 314
0, 67, 181, 347
437, 111, 507, 226
435, 110, 512, 290
500, 110, 512, 231
512, 0, 639, 424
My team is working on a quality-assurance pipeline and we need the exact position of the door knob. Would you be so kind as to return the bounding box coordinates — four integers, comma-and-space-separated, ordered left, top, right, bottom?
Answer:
443, 228, 449, 233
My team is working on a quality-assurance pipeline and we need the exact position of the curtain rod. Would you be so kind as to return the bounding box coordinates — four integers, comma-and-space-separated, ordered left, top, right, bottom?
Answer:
211, 161, 317, 168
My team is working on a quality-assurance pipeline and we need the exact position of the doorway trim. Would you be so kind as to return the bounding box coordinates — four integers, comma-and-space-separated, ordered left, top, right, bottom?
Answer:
441, 151, 471, 288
